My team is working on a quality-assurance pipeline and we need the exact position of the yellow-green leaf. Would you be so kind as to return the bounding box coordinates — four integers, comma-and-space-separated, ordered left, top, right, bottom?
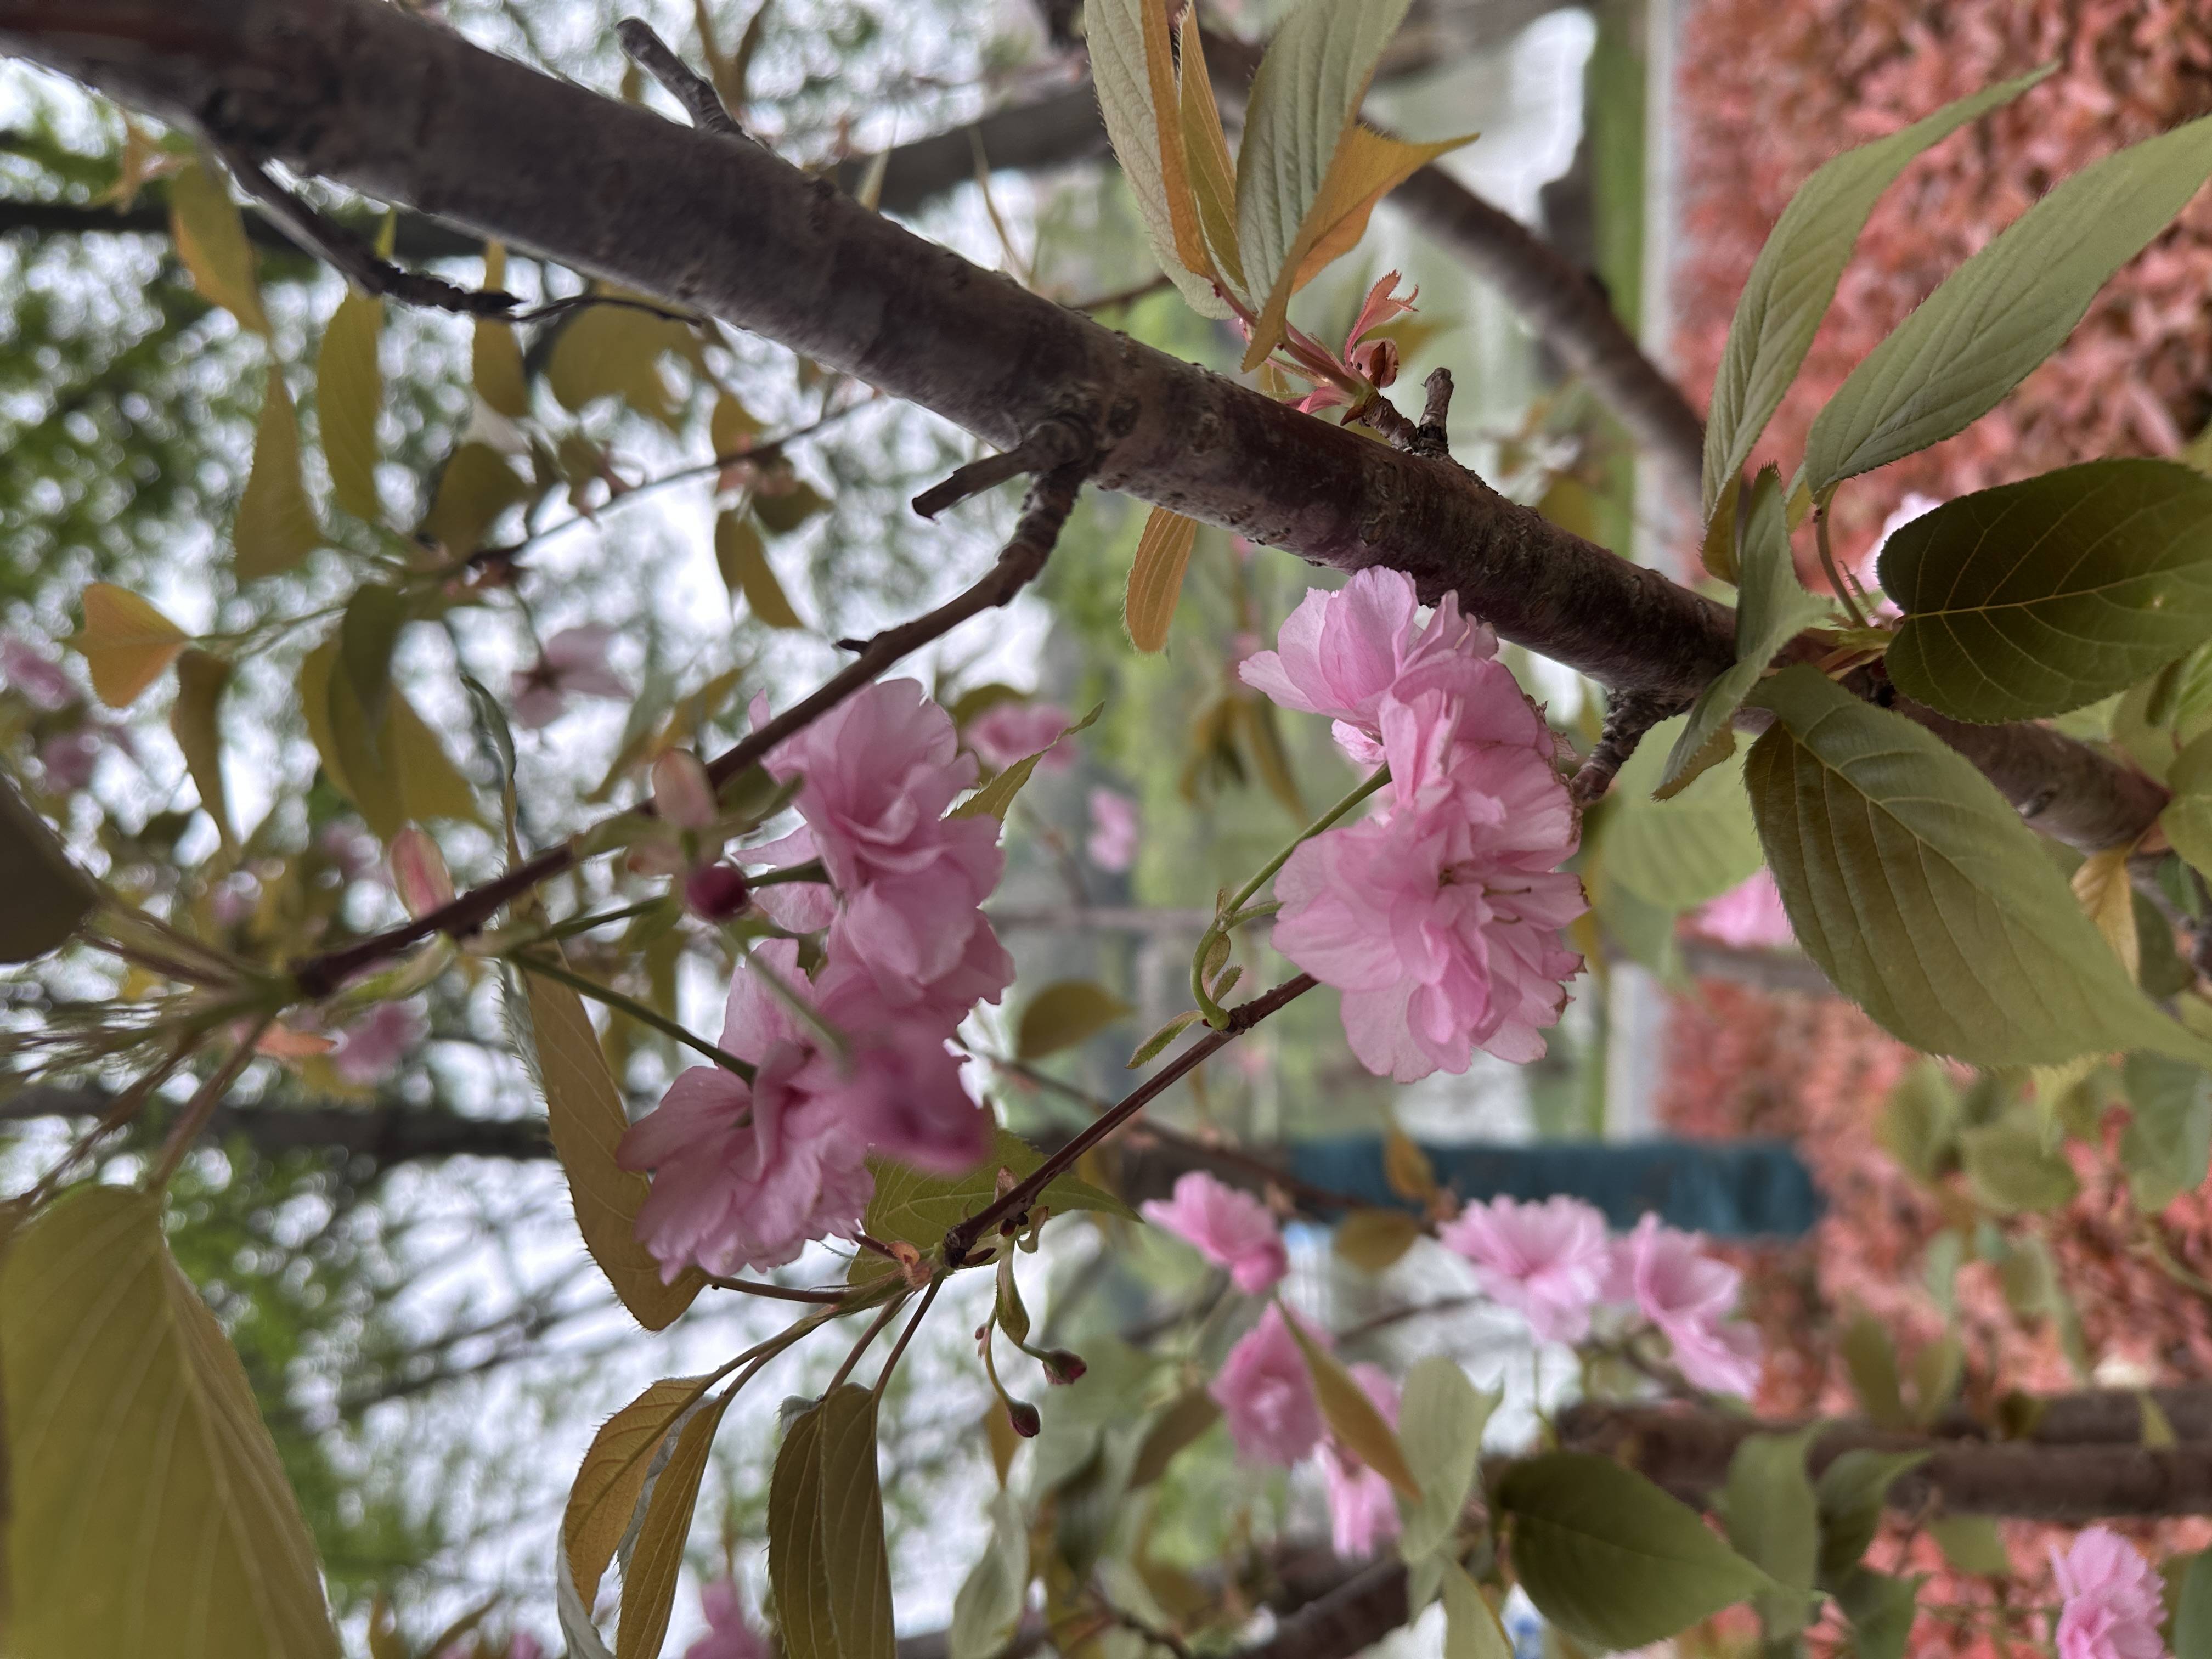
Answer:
234, 367, 322, 580
317, 291, 386, 523
1015, 979, 1134, 1060
1333, 1206, 1423, 1272
954, 702, 1101, 821
548, 297, 692, 429
614, 1392, 731, 1659
74, 582, 188, 708
471, 245, 531, 419
712, 391, 761, 458
2073, 845, 2141, 983
512, 953, 708, 1329
1234, 0, 1419, 369
851, 1127, 1136, 1281
420, 443, 529, 556
1287, 1313, 1419, 1498
0, 769, 96, 962
1442, 1561, 1513, 1659
1287, 125, 1476, 294
2, 1184, 340, 1659
770, 1387, 896, 1659
1397, 1357, 1496, 1563
1178, 22, 1246, 296
168, 157, 268, 335
716, 510, 803, 628
563, 1375, 718, 1612
171, 649, 234, 850
1124, 505, 1200, 652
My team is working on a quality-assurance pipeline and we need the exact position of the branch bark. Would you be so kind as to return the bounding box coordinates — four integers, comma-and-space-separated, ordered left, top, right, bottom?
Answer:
0, 0, 2166, 869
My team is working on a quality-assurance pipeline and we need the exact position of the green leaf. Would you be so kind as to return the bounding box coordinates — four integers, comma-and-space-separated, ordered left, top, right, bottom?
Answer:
2121, 1052, 2212, 1212
1286, 1314, 1419, 1499
1662, 468, 1830, 793
948, 1490, 1028, 1659
168, 157, 268, 335
171, 649, 234, 851
1233, 0, 1417, 368
1128, 1009, 1203, 1068
1441, 1561, 1513, 1659
769, 1386, 896, 1659
2172, 1547, 2212, 1659
1701, 68, 2050, 516
1601, 714, 1764, 909
1128, 1388, 1221, 1489
2164, 731, 2212, 881
471, 244, 531, 418
955, 702, 1102, 821
1878, 1059, 1960, 1185
74, 582, 188, 708
754, 482, 831, 536
301, 638, 483, 838
1814, 1449, 1927, 1587
2, 1184, 340, 1659
1724, 1429, 1820, 1638
510, 954, 707, 1329
1124, 506, 1201, 653
1880, 461, 2212, 722
1497, 1451, 1771, 1652
1088, 0, 1231, 318
1832, 1566, 1920, 1659
317, 291, 385, 523
562, 1375, 718, 1613
420, 443, 529, 556
852, 1127, 1137, 1279
1839, 1312, 1909, 1429
1960, 1118, 2080, 1214
1803, 111, 2212, 495
1926, 1515, 2009, 1577
1333, 1206, 1424, 1272
1015, 979, 1135, 1060
234, 366, 322, 580
715, 510, 803, 628
0, 769, 95, 962
1745, 664, 2212, 1068
1397, 1356, 1497, 1563
548, 296, 692, 429
615, 1392, 731, 1659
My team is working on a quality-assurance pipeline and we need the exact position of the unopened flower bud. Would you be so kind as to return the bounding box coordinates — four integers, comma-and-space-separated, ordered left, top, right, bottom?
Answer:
1041, 1350, 1087, 1386
652, 748, 718, 831
683, 862, 751, 921
1005, 1398, 1042, 1438
389, 825, 454, 918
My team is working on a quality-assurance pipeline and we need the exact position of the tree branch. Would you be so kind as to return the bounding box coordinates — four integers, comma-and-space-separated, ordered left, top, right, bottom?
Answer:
3, 1, 2167, 863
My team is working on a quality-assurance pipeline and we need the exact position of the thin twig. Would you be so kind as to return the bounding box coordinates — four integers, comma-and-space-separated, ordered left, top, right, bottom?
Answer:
148, 1015, 273, 1190
615, 19, 748, 140
911, 410, 1094, 519
873, 1274, 946, 1396
1569, 689, 1679, 806
1412, 367, 1454, 458
706, 1274, 853, 1304
824, 1290, 909, 1394
944, 973, 1319, 1267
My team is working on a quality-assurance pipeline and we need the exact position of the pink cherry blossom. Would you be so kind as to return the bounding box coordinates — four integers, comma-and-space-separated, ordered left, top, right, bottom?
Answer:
2051, 1528, 2165, 1659
1, 634, 76, 710
758, 680, 1011, 1012
330, 999, 427, 1086
1086, 788, 1140, 873
510, 625, 628, 729
1321, 1363, 1403, 1558
390, 826, 454, 918
1438, 1195, 1611, 1344
652, 748, 718, 830
966, 700, 1075, 772
1209, 1303, 1324, 1466
1238, 568, 1486, 764
684, 1581, 769, 1659
1609, 1215, 1763, 1396
1271, 702, 1584, 1078
1694, 871, 1794, 950
1291, 274, 1418, 415
1141, 1171, 1289, 1294
37, 728, 103, 792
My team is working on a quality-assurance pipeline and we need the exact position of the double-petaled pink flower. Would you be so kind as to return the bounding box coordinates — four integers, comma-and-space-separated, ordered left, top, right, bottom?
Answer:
966, 700, 1075, 772
1087, 787, 1140, 873
1694, 871, 1794, 949
1210, 1303, 1325, 1466
684, 1581, 769, 1659
1321, 1363, 1403, 1558
1141, 1170, 1289, 1295
618, 938, 990, 1279
1260, 594, 1585, 1080
1609, 1215, 1763, 1397
1438, 1195, 1611, 1344
2051, 1528, 2165, 1659
510, 625, 628, 728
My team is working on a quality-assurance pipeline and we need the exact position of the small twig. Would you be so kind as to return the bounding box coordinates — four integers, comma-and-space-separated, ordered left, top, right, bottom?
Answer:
614, 19, 751, 142
705, 1274, 853, 1304
823, 1289, 909, 1394
1412, 367, 1454, 458
1569, 690, 1679, 807
218, 149, 519, 317
1068, 273, 1174, 313
147, 1015, 273, 1191
943, 973, 1319, 1267
911, 410, 1094, 519
873, 1274, 946, 1397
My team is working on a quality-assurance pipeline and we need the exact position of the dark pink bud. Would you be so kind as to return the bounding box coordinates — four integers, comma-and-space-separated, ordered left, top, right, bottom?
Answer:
1006, 1398, 1041, 1438
1042, 1350, 1087, 1386
683, 862, 751, 921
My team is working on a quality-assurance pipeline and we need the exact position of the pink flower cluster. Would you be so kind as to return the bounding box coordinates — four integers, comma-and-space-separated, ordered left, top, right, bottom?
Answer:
1142, 1171, 1289, 1294
965, 699, 1075, 772
2051, 1528, 2165, 1659
1242, 569, 1586, 1080
1440, 1197, 1764, 1396
619, 679, 1013, 1279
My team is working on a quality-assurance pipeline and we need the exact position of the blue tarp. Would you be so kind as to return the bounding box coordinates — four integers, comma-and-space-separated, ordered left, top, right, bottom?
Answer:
1286, 1137, 1821, 1239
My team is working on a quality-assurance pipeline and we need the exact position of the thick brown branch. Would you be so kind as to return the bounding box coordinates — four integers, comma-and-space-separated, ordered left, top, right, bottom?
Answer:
4, 0, 2167, 878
